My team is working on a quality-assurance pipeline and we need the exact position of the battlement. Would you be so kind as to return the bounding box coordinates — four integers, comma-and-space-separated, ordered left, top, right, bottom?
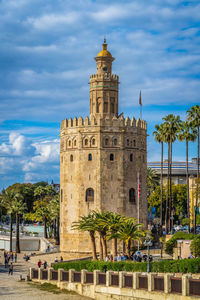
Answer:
61, 115, 147, 131
90, 73, 119, 81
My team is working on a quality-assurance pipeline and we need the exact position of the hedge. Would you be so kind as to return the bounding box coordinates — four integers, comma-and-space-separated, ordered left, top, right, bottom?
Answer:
53, 258, 200, 274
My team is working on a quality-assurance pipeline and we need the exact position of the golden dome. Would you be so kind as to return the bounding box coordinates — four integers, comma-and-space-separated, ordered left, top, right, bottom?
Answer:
97, 39, 112, 57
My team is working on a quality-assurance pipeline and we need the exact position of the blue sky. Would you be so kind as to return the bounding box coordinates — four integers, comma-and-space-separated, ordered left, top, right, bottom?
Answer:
0, 0, 199, 190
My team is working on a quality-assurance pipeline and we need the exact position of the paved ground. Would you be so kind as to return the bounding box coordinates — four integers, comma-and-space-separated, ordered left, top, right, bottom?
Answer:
0, 251, 91, 299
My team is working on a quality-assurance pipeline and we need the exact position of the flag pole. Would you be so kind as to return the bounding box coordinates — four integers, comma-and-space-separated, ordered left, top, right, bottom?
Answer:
137, 171, 140, 250
139, 91, 142, 120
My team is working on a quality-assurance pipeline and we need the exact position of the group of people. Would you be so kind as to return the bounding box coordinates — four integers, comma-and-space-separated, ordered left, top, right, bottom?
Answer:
37, 256, 63, 269
104, 251, 153, 263
4, 251, 17, 275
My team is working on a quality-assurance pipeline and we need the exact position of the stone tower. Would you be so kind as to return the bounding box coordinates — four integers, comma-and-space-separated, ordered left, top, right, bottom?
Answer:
60, 40, 147, 253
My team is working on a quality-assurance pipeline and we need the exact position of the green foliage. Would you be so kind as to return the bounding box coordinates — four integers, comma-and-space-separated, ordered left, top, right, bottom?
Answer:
147, 167, 160, 199
165, 232, 195, 255
196, 215, 200, 225
190, 236, 200, 258
181, 218, 190, 226
53, 258, 200, 273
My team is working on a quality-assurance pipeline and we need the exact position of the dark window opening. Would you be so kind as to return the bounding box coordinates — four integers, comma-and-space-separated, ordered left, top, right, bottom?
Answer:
113, 138, 117, 146
69, 140, 71, 147
133, 140, 136, 147
74, 140, 76, 146
86, 188, 94, 202
104, 102, 108, 113
103, 67, 107, 71
127, 139, 129, 146
105, 138, 109, 146
92, 138, 95, 145
88, 153, 92, 161
110, 153, 114, 161
111, 103, 114, 113
85, 139, 88, 146
129, 188, 136, 203
130, 154, 133, 162
70, 154, 73, 162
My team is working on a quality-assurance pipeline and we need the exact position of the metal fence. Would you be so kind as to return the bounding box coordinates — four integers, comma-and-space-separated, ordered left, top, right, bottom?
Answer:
32, 269, 38, 279
74, 271, 81, 283
41, 270, 48, 280
98, 273, 106, 285
62, 271, 69, 281
171, 277, 182, 294
124, 275, 133, 288
51, 270, 58, 281
154, 276, 164, 291
189, 279, 200, 296
111, 273, 119, 286
86, 272, 93, 284
138, 275, 148, 290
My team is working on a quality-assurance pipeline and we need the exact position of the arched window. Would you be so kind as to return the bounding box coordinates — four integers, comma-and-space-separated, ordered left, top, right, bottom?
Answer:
130, 154, 133, 162
127, 139, 129, 146
113, 138, 117, 146
69, 140, 71, 147
86, 188, 94, 202
85, 139, 88, 146
105, 138, 109, 146
88, 153, 92, 161
110, 153, 114, 161
70, 154, 73, 162
133, 140, 136, 147
92, 138, 95, 145
129, 188, 136, 203
74, 140, 76, 147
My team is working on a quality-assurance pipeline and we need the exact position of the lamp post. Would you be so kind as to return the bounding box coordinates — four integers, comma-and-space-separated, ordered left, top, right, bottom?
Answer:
144, 231, 153, 273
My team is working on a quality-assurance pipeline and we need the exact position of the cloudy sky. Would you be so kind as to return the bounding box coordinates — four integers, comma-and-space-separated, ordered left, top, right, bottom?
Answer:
0, 0, 199, 190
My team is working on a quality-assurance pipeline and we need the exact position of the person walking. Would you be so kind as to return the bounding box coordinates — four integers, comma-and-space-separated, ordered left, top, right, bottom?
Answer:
8, 262, 13, 275
37, 260, 42, 268
11, 252, 14, 262
14, 253, 17, 263
4, 256, 8, 268
43, 261, 47, 269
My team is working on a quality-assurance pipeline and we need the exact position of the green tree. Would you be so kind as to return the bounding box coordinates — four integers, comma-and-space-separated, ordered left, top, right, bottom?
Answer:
162, 114, 182, 232
11, 195, 27, 253
190, 236, 200, 257
48, 194, 60, 245
72, 213, 97, 260
1, 190, 18, 251
187, 105, 200, 234
116, 219, 145, 257
178, 120, 197, 225
153, 123, 165, 226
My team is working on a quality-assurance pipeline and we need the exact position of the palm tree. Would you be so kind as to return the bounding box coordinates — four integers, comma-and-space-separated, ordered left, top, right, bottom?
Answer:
11, 195, 27, 253
147, 167, 160, 227
162, 114, 182, 232
72, 213, 97, 260
153, 124, 165, 228
178, 120, 197, 227
104, 212, 124, 257
48, 194, 60, 245
187, 105, 200, 234
1, 190, 18, 251
116, 218, 145, 257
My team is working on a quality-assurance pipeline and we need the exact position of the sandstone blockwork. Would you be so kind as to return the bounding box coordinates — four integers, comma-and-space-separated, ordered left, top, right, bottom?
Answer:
60, 41, 147, 253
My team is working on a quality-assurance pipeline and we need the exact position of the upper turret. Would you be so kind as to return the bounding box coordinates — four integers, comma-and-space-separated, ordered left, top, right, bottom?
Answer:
90, 40, 119, 119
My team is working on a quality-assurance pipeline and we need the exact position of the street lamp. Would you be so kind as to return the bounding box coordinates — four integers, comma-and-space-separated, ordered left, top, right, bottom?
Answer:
144, 231, 153, 273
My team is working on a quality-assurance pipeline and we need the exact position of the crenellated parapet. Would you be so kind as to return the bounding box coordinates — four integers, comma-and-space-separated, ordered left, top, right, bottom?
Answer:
90, 73, 119, 81
61, 115, 147, 131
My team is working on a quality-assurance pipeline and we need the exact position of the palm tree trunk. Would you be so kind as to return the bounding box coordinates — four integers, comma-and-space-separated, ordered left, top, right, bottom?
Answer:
100, 233, 107, 260
160, 141, 163, 229
126, 240, 131, 258
16, 213, 20, 253
56, 216, 60, 245
194, 126, 199, 234
186, 140, 190, 231
99, 238, 103, 260
9, 214, 13, 252
169, 140, 173, 231
112, 238, 117, 257
90, 232, 97, 261
44, 216, 47, 238
165, 142, 170, 233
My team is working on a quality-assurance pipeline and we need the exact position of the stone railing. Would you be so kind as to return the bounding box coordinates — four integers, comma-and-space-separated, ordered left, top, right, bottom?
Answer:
30, 268, 200, 300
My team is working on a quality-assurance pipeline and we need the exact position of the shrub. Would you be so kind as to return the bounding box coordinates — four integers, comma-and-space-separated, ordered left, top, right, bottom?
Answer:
181, 218, 190, 226
165, 232, 195, 255
190, 236, 200, 258
53, 258, 200, 274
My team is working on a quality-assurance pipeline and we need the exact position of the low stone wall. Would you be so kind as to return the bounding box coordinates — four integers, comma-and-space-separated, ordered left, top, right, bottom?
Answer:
30, 268, 200, 299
